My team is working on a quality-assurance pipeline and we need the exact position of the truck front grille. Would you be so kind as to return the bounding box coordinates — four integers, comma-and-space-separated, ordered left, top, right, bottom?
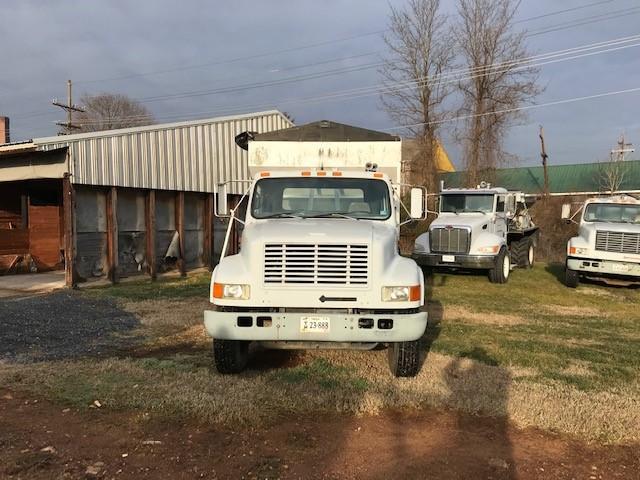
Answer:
264, 244, 369, 285
429, 227, 471, 254
595, 231, 640, 255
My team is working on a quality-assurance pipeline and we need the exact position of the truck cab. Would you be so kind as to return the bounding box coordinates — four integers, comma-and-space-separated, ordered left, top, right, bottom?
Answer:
563, 195, 640, 287
204, 123, 428, 377
412, 185, 538, 283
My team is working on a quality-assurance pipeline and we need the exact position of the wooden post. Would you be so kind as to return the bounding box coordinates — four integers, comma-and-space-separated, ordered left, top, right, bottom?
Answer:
62, 174, 77, 288
146, 190, 157, 280
176, 192, 186, 277
203, 193, 214, 270
106, 187, 119, 283
539, 125, 550, 198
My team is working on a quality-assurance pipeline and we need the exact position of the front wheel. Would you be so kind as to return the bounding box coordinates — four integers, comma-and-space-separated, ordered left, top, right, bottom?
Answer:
565, 268, 580, 288
488, 248, 510, 284
213, 339, 250, 374
388, 341, 421, 377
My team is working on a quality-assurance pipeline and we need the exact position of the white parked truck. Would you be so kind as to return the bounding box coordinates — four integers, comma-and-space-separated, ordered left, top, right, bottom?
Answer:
204, 124, 428, 377
412, 184, 538, 283
562, 194, 640, 287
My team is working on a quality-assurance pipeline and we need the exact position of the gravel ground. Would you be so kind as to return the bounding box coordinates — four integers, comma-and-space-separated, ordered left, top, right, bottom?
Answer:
0, 291, 140, 362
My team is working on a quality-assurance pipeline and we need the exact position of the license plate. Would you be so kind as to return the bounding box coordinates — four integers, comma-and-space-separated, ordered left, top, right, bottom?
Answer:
611, 263, 629, 272
300, 316, 330, 333
442, 255, 455, 262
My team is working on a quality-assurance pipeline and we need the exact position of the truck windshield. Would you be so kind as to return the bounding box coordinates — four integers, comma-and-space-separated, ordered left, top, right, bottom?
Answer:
251, 177, 392, 220
584, 203, 640, 224
440, 194, 494, 214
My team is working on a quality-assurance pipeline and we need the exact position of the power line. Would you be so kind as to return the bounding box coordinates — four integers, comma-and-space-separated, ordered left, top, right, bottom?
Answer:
387, 86, 640, 130
72, 0, 623, 86
74, 29, 387, 84
70, 34, 640, 126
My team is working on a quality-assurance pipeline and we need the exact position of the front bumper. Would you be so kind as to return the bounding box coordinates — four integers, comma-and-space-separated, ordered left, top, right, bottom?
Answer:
567, 256, 640, 277
412, 252, 495, 269
204, 309, 427, 343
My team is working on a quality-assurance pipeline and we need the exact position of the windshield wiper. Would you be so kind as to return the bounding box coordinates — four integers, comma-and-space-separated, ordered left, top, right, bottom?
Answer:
259, 212, 303, 219
305, 212, 359, 220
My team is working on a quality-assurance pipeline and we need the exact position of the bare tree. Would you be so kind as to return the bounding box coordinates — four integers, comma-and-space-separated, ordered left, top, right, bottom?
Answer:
77, 93, 154, 132
597, 159, 629, 193
380, 0, 454, 189
455, 0, 540, 187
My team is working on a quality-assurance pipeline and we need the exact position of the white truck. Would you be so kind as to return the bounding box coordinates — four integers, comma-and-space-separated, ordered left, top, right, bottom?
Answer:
204, 125, 428, 377
562, 194, 640, 287
412, 184, 538, 283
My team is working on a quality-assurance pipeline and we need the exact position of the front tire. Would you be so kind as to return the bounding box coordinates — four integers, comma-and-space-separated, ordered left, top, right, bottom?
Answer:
488, 248, 510, 284
565, 268, 580, 288
213, 339, 250, 374
388, 341, 421, 377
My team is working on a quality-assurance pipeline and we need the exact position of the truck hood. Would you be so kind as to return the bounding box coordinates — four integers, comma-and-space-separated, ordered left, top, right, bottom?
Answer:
429, 213, 490, 231
244, 218, 394, 245
587, 222, 640, 234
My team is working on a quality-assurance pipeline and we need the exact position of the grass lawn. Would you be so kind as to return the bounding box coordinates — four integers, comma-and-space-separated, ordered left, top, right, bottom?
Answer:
1, 264, 639, 444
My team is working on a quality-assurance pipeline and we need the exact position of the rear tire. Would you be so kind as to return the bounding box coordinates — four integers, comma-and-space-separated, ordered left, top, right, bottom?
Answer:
388, 341, 421, 377
565, 268, 580, 288
510, 237, 534, 268
213, 339, 250, 374
488, 248, 510, 284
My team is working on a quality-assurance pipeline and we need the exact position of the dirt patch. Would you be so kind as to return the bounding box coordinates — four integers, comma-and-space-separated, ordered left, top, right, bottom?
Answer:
1, 389, 638, 480
562, 361, 595, 377
544, 304, 605, 318
578, 287, 624, 300
120, 298, 210, 330
444, 306, 527, 326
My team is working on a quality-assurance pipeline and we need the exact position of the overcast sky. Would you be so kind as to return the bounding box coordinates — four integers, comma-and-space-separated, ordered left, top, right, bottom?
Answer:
1, 0, 639, 167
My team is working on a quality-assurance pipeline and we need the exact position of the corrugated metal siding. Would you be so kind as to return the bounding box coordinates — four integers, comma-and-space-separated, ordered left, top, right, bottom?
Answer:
441, 160, 640, 194
35, 111, 291, 193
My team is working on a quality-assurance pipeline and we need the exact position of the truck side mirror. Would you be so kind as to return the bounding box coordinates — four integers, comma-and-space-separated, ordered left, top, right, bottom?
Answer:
216, 183, 230, 216
410, 188, 424, 219
561, 204, 571, 220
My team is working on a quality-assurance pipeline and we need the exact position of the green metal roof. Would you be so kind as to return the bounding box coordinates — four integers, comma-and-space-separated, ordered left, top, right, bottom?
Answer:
441, 160, 640, 194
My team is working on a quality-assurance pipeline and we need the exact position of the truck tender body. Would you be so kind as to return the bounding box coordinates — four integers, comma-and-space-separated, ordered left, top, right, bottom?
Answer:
412, 187, 537, 281
205, 168, 428, 376
565, 195, 640, 284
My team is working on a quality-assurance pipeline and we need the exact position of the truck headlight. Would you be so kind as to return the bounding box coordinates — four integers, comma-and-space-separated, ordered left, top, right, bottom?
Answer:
382, 285, 421, 302
212, 283, 250, 300
478, 245, 500, 253
569, 247, 587, 255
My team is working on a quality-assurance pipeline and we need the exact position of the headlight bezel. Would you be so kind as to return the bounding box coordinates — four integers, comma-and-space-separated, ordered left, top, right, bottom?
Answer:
569, 246, 588, 255
478, 245, 500, 254
212, 282, 251, 300
382, 285, 421, 302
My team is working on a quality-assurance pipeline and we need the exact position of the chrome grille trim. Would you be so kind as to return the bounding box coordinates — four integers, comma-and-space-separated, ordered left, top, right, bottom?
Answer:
264, 244, 369, 285
595, 231, 640, 255
429, 227, 471, 254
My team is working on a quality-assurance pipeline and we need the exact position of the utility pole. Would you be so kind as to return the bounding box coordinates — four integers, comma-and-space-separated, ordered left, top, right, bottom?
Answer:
610, 133, 634, 162
539, 125, 549, 197
52, 80, 84, 135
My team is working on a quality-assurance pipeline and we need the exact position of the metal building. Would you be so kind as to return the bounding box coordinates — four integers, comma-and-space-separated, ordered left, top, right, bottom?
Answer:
0, 110, 292, 286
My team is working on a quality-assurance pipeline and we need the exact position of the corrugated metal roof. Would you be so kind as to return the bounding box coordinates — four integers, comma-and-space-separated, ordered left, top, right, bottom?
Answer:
30, 110, 292, 193
441, 160, 640, 194
254, 120, 400, 142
